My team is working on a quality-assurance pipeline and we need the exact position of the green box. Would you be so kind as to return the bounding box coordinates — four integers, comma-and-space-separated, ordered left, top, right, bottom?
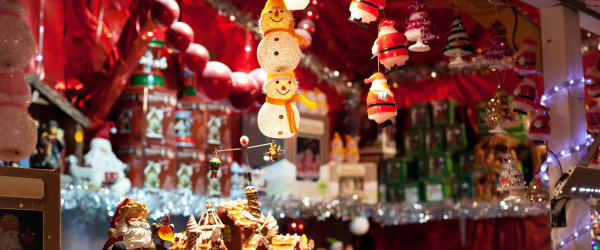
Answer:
425, 128, 446, 153
385, 158, 419, 183
445, 124, 467, 152
410, 103, 431, 129
404, 130, 425, 156
386, 182, 404, 202
422, 178, 452, 203
427, 153, 453, 179
404, 182, 422, 202
475, 99, 490, 134
454, 173, 473, 201
453, 151, 476, 173
431, 99, 458, 126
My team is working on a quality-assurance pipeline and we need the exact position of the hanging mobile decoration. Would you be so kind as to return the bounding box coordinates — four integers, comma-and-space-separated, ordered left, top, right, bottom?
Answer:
209, 151, 222, 179
513, 38, 537, 78
404, 0, 435, 52
485, 84, 514, 135
264, 142, 283, 161
528, 109, 550, 145
348, 0, 386, 28
214, 137, 281, 184
372, 19, 409, 73
257, 71, 315, 138
497, 153, 526, 201
364, 73, 397, 128
484, 20, 513, 70
443, 16, 474, 69
257, 0, 305, 74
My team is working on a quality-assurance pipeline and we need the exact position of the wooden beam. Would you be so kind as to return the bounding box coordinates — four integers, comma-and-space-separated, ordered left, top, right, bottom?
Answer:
25, 74, 90, 128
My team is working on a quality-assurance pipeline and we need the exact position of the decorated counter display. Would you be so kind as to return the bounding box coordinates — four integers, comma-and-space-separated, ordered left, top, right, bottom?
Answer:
9, 0, 600, 248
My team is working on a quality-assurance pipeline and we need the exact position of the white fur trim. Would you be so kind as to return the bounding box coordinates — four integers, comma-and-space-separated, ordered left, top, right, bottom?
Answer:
90, 138, 112, 151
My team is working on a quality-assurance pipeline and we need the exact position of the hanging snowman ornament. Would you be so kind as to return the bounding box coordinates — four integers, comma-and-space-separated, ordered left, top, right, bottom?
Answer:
514, 38, 537, 78
365, 72, 397, 128
372, 19, 409, 73
348, 0, 386, 28
257, 0, 306, 74
257, 71, 315, 138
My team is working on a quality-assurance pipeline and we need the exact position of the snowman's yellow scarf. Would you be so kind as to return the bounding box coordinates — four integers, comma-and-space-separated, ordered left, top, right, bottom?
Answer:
263, 28, 308, 46
266, 94, 316, 134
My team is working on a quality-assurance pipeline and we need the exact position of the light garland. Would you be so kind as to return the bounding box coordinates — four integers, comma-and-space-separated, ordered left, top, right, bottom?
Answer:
60, 186, 548, 224
540, 135, 593, 181
551, 224, 594, 250
540, 78, 592, 106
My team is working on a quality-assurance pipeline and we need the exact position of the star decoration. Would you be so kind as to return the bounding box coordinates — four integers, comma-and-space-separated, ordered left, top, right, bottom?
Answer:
19, 203, 23, 208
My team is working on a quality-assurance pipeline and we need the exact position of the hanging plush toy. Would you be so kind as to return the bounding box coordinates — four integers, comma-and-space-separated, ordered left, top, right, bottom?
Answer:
257, 0, 305, 74
586, 58, 600, 97
513, 38, 537, 78
372, 19, 409, 73
0, 0, 35, 74
586, 98, 600, 134
512, 75, 547, 114
257, 71, 315, 138
364, 72, 397, 128
528, 109, 550, 145
348, 0, 386, 28
209, 154, 221, 179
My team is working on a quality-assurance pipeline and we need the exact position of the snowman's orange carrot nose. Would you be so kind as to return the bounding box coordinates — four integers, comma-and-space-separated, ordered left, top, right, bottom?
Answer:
282, 86, 287, 91
275, 10, 279, 17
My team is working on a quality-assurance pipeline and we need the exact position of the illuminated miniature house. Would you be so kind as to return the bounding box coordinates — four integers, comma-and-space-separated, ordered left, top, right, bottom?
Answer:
218, 186, 308, 250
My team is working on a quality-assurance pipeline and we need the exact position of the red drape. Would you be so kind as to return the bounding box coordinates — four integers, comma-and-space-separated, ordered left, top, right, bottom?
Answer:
369, 216, 550, 250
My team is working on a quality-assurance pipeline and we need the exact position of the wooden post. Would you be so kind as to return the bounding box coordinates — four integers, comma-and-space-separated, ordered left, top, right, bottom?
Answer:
540, 5, 589, 249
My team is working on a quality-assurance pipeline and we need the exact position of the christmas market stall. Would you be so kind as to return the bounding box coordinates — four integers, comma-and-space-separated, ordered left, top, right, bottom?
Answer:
4, 0, 600, 249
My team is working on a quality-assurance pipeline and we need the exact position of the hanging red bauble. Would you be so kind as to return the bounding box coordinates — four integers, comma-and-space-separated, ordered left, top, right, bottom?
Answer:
304, 6, 320, 21
226, 72, 258, 112
286, 218, 306, 235
295, 29, 312, 50
150, 0, 180, 27
249, 68, 268, 107
165, 22, 194, 53
181, 43, 209, 74
298, 19, 316, 34
197, 62, 232, 101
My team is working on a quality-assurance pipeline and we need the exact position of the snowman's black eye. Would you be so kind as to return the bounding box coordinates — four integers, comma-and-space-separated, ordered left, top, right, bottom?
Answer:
288, 81, 291, 84
276, 81, 279, 84
269, 10, 272, 13
280, 10, 283, 13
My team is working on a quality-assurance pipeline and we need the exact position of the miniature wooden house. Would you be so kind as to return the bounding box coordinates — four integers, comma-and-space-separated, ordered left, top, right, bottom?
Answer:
26, 74, 90, 169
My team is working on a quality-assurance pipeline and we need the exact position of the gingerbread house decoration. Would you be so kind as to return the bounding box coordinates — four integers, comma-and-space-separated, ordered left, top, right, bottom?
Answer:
170, 202, 228, 250
218, 186, 311, 250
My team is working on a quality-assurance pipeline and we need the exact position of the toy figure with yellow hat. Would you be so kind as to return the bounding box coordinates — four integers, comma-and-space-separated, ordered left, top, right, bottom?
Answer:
257, 0, 307, 74
364, 72, 397, 128
330, 132, 345, 163
257, 71, 315, 138
344, 135, 360, 163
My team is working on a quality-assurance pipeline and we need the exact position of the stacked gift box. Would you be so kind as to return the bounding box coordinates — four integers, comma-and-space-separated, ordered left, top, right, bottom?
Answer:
386, 99, 480, 203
